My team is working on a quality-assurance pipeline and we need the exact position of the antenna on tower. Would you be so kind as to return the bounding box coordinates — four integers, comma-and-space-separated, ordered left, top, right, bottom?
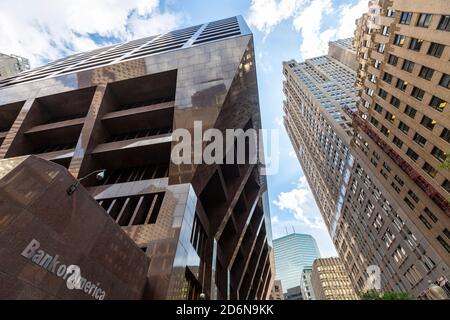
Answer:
285, 226, 289, 235
292, 225, 295, 234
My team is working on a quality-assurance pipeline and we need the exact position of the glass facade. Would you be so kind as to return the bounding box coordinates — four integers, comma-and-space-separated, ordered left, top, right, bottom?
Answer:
273, 233, 320, 293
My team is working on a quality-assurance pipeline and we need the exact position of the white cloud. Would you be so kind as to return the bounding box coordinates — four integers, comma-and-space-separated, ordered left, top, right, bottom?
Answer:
336, 0, 368, 38
247, 0, 306, 34
271, 215, 280, 224
292, 0, 334, 59
247, 0, 368, 59
273, 175, 326, 230
0, 0, 183, 67
274, 116, 284, 127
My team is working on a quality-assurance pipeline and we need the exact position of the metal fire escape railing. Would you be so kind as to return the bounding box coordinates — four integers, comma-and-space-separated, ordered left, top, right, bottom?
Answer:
342, 106, 450, 216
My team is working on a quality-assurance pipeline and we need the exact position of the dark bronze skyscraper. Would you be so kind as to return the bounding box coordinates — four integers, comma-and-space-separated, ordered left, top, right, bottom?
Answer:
0, 16, 274, 300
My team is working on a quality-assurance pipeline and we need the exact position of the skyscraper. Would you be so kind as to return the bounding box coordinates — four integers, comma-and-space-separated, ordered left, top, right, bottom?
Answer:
283, 41, 358, 237
0, 53, 30, 80
0, 16, 274, 300
351, 0, 450, 295
283, 0, 450, 298
300, 266, 316, 300
311, 257, 359, 300
273, 233, 320, 295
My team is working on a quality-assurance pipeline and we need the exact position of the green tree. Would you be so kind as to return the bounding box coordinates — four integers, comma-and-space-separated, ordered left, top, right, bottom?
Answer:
440, 153, 450, 201
440, 153, 450, 171
361, 290, 413, 300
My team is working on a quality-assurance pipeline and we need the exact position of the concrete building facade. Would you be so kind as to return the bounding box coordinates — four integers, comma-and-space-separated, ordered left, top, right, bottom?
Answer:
311, 257, 359, 300
351, 0, 450, 295
283, 20, 449, 297
0, 53, 30, 80
300, 266, 316, 300
269, 279, 284, 300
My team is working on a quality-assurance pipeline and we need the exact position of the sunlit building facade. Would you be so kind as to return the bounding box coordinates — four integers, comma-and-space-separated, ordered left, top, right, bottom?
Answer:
352, 0, 450, 296
311, 257, 359, 300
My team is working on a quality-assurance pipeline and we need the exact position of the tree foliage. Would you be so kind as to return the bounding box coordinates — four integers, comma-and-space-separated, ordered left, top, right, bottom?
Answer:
361, 290, 413, 300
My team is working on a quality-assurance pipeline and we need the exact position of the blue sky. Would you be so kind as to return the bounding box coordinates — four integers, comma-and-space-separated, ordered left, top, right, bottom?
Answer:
0, 0, 369, 257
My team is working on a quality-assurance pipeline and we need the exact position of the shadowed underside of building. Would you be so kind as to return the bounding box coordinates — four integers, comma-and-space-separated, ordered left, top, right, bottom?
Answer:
0, 16, 274, 300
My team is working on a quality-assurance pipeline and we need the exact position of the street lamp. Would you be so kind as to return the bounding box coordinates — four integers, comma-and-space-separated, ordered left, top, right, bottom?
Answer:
66, 169, 106, 196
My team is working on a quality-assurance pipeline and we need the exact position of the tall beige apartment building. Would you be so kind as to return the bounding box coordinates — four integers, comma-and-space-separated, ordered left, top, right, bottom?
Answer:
352, 0, 450, 295
283, 0, 450, 296
311, 258, 359, 300
0, 53, 30, 79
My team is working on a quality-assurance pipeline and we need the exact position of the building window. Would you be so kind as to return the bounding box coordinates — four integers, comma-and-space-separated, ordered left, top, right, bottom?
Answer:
380, 125, 390, 136
429, 96, 447, 112
404, 197, 415, 210
374, 103, 383, 113
97, 192, 165, 226
424, 207, 438, 223
437, 15, 450, 31
387, 9, 396, 17
419, 66, 434, 80
385, 111, 395, 123
442, 179, 450, 193
422, 162, 437, 177
393, 136, 403, 148
411, 87, 425, 101
383, 72, 392, 83
416, 13, 432, 28
421, 255, 436, 273
398, 121, 410, 134
374, 60, 382, 69
445, 229, 450, 240
391, 96, 400, 108
419, 215, 433, 229
431, 146, 446, 162
409, 38, 423, 51
381, 25, 390, 36
437, 236, 450, 253
408, 190, 419, 203
440, 128, 450, 143
421, 115, 436, 131
404, 265, 423, 287
395, 174, 404, 186
370, 74, 377, 83
393, 34, 406, 47
439, 74, 450, 89
404, 105, 417, 118
399, 12, 413, 25
413, 132, 427, 147
391, 182, 401, 193
427, 42, 445, 58
379, 88, 388, 99
406, 148, 419, 161
383, 228, 396, 248
377, 43, 386, 53
370, 116, 379, 127
393, 245, 407, 265
402, 59, 415, 72
396, 79, 407, 91
190, 214, 207, 258
387, 54, 398, 65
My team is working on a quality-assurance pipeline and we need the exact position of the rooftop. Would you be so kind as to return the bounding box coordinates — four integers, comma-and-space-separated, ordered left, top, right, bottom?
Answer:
0, 16, 251, 89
